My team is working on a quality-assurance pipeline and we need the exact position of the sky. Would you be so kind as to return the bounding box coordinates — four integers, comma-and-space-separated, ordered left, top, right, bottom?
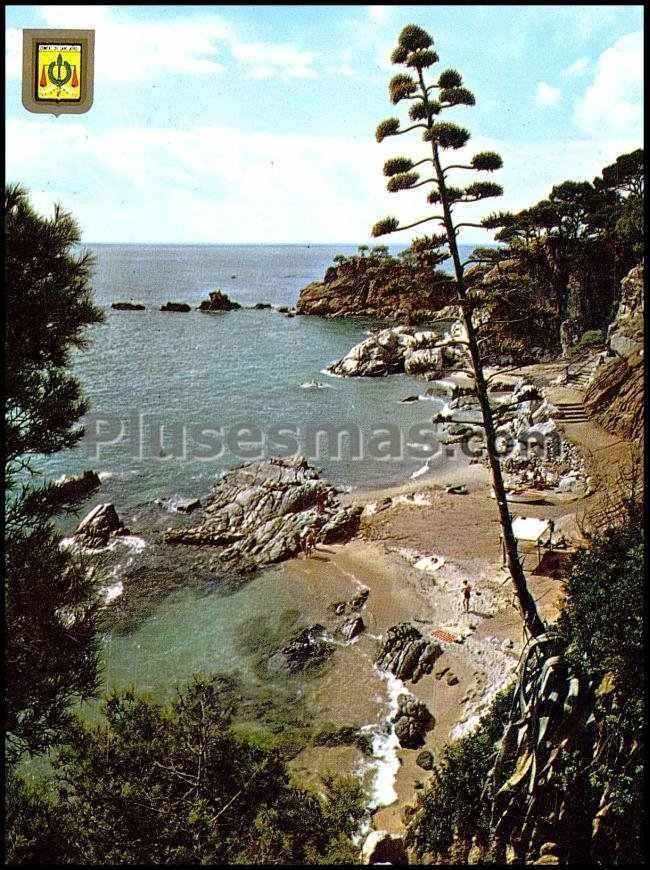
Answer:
5, 4, 644, 244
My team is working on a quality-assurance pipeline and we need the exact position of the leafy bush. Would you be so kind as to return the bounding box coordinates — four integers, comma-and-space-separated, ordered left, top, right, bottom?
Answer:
405, 685, 514, 861
6, 674, 368, 865
576, 328, 605, 349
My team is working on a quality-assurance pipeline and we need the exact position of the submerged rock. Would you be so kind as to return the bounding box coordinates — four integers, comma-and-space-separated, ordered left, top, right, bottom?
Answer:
267, 624, 334, 674
164, 456, 362, 568
375, 623, 442, 683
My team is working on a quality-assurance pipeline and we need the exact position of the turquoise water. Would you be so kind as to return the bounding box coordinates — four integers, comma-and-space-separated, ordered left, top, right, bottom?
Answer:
40, 244, 475, 703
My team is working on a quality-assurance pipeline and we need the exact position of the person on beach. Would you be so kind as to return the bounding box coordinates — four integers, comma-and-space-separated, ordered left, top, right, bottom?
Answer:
304, 527, 318, 556
462, 579, 472, 612
294, 531, 305, 558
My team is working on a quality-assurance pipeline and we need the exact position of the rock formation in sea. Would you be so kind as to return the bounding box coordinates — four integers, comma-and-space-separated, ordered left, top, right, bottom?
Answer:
111, 301, 146, 310
375, 623, 443, 683
326, 324, 470, 379
160, 301, 192, 312
296, 255, 455, 322
164, 456, 362, 568
72, 502, 130, 547
198, 289, 242, 312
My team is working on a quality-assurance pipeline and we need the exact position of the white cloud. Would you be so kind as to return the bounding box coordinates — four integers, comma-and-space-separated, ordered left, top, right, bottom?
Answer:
6, 5, 316, 81
565, 57, 589, 76
574, 31, 643, 136
368, 6, 394, 23
535, 81, 562, 107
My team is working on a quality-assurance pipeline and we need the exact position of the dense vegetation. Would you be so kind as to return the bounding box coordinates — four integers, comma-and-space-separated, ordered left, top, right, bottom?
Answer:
406, 516, 645, 864
7, 675, 367, 864
5, 184, 104, 761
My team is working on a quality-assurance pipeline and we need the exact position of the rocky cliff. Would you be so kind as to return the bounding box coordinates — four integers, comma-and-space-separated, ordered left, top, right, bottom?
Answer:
584, 348, 644, 442
606, 264, 644, 357
296, 257, 454, 322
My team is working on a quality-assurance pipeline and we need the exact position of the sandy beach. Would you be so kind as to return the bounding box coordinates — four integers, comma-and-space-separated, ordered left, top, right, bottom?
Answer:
283, 364, 640, 834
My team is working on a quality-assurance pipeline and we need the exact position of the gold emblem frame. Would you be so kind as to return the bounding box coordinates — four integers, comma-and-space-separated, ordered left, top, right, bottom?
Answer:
22, 29, 95, 116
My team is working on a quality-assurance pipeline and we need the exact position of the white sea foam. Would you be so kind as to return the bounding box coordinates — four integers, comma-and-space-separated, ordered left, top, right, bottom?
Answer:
98, 471, 114, 481
363, 668, 410, 810
320, 367, 343, 379
102, 580, 124, 603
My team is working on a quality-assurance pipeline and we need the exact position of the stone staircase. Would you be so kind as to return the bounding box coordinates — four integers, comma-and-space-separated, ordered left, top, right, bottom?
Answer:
553, 400, 588, 423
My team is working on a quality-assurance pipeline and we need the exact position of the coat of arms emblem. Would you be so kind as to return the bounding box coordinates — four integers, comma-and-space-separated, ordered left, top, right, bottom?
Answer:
36, 43, 82, 102
22, 29, 94, 115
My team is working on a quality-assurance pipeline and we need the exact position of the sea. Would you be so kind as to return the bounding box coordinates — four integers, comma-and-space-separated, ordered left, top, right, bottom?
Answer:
28, 243, 477, 797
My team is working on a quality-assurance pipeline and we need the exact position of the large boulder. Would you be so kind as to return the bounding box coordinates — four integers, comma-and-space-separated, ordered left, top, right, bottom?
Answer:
74, 503, 128, 546
327, 325, 470, 380
361, 830, 409, 865
393, 694, 433, 748
164, 456, 361, 568
198, 289, 241, 312
375, 623, 442, 683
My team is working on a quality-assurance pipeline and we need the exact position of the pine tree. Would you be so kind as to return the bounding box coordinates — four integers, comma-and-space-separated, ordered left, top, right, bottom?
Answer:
371, 25, 544, 637
5, 184, 105, 759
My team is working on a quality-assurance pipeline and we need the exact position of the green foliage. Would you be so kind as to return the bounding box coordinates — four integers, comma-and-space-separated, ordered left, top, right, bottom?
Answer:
375, 117, 400, 143
372, 216, 400, 237
406, 48, 439, 69
409, 101, 431, 121
560, 521, 644, 698
440, 86, 475, 106
464, 181, 503, 200
397, 23, 433, 52
5, 184, 104, 479
438, 68, 462, 88
387, 171, 420, 192
5, 185, 104, 762
6, 675, 369, 865
389, 72, 417, 104
406, 686, 515, 861
575, 328, 605, 349
424, 121, 470, 149
383, 156, 415, 176
471, 151, 503, 172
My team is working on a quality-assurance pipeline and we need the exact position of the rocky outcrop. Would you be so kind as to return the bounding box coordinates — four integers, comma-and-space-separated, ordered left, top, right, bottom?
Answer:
393, 694, 433, 748
267, 624, 334, 675
73, 503, 130, 547
164, 456, 362, 568
327, 324, 470, 380
584, 349, 644, 442
198, 289, 241, 312
607, 264, 644, 356
160, 301, 191, 312
375, 624, 442, 683
361, 830, 409, 865
338, 614, 365, 642
111, 301, 145, 311
296, 256, 454, 323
